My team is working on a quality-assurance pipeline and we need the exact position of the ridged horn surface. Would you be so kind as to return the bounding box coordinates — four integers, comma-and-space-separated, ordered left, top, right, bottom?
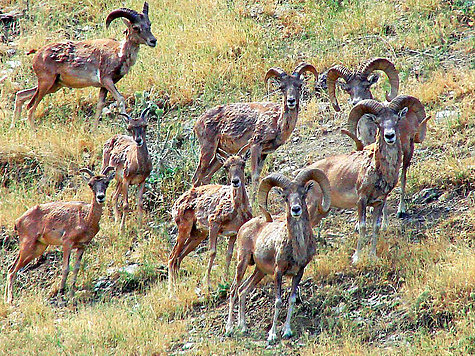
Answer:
258, 173, 292, 222
348, 99, 385, 135
106, 8, 141, 28
327, 65, 352, 112
359, 58, 399, 101
294, 168, 331, 214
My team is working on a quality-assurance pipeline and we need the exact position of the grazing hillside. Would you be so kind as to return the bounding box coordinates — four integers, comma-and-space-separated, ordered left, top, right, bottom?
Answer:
0, 0, 474, 354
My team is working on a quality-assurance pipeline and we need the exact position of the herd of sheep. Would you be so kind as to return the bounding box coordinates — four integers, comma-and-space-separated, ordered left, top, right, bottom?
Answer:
4, 2, 429, 344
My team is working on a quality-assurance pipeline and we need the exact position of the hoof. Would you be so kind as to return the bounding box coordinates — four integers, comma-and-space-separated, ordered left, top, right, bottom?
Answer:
397, 211, 409, 219
282, 329, 293, 339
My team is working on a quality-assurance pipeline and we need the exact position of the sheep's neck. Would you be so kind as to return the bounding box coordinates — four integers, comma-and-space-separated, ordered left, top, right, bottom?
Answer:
286, 209, 314, 264
85, 195, 104, 231
276, 98, 299, 145
231, 184, 250, 213
374, 133, 402, 189
118, 36, 140, 74
136, 140, 151, 170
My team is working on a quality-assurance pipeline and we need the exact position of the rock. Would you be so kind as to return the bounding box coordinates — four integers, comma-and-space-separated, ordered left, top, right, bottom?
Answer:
435, 110, 459, 122
183, 342, 194, 350
413, 188, 442, 204
119, 264, 140, 275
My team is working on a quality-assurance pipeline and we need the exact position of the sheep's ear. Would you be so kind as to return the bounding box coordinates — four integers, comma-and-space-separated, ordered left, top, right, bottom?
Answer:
215, 152, 226, 165
337, 81, 349, 91
398, 107, 409, 121
122, 18, 132, 29
368, 73, 380, 85
242, 150, 251, 162
304, 181, 315, 195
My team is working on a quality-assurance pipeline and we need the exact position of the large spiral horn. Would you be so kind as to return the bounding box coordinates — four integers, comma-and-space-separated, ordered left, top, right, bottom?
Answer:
359, 58, 399, 101
326, 65, 352, 112
106, 8, 141, 28
388, 95, 427, 142
292, 63, 319, 80
348, 99, 385, 135
295, 168, 331, 214
258, 173, 292, 222
264, 67, 287, 84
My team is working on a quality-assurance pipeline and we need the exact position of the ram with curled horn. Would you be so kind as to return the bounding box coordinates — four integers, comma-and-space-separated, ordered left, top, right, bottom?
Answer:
192, 63, 319, 191
306, 96, 425, 263
225, 168, 331, 344
13, 2, 156, 129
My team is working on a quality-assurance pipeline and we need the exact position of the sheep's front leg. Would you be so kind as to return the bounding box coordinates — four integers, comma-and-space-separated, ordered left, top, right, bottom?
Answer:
282, 267, 304, 339
352, 198, 367, 264
268, 269, 283, 344
204, 224, 220, 292
250, 144, 263, 191
370, 202, 384, 261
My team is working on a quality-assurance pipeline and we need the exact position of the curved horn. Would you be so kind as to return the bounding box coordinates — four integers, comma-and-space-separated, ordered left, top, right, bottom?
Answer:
140, 107, 151, 121
295, 168, 331, 214
142, 2, 149, 16
236, 141, 252, 156
79, 168, 94, 178
292, 63, 318, 80
348, 99, 385, 135
388, 95, 427, 142
264, 67, 287, 84
258, 173, 292, 222
359, 58, 399, 101
341, 129, 364, 151
101, 166, 115, 177
216, 147, 230, 159
106, 8, 141, 28
118, 113, 133, 122
326, 65, 352, 112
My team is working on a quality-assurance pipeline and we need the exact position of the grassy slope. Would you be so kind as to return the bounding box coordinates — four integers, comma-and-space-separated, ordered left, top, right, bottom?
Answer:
0, 0, 474, 354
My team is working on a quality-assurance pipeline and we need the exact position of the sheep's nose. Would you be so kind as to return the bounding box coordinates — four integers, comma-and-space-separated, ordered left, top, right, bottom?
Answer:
287, 98, 296, 107
149, 38, 157, 47
96, 193, 105, 202
385, 132, 395, 141
291, 205, 302, 216
231, 178, 241, 187
135, 138, 143, 146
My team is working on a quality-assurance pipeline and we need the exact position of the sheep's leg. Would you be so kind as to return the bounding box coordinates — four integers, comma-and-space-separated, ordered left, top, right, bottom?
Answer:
237, 268, 265, 334
352, 198, 367, 264
381, 201, 389, 231
26, 75, 59, 130
68, 248, 85, 300
370, 202, 384, 261
224, 235, 237, 278
93, 87, 108, 129
12, 87, 36, 128
102, 78, 126, 115
192, 135, 221, 186
398, 143, 413, 217
268, 269, 283, 344
282, 267, 305, 339
59, 243, 73, 296
204, 224, 220, 292
167, 215, 193, 293
250, 144, 263, 191
225, 252, 251, 335
111, 181, 122, 223
201, 158, 223, 185
5, 241, 47, 303
119, 181, 130, 233
137, 181, 146, 227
